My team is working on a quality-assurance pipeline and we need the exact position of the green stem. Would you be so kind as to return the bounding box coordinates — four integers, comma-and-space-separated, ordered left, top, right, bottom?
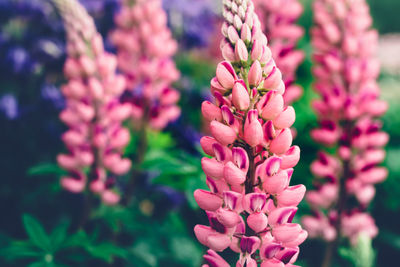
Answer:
122, 102, 150, 206
321, 121, 351, 267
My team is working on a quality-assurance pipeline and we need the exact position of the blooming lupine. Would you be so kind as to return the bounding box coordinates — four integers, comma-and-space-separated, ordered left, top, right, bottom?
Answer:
111, 0, 180, 130
194, 0, 307, 265
253, 0, 305, 105
54, 0, 132, 205
302, 0, 388, 263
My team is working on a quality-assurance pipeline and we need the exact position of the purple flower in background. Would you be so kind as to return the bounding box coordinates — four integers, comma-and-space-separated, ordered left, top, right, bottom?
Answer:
0, 0, 120, 121
6, 47, 33, 74
0, 94, 19, 120
41, 83, 65, 109
163, 0, 219, 47
155, 186, 185, 210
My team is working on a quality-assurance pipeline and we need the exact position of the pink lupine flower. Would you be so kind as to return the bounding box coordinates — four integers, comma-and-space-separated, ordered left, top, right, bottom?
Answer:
253, 0, 305, 104
54, 0, 131, 204
194, 0, 307, 265
303, 0, 388, 265
111, 0, 180, 130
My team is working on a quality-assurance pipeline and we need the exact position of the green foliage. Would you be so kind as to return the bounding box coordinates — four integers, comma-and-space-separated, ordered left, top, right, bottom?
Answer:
2, 215, 68, 266
339, 234, 376, 267
142, 131, 206, 209
93, 204, 203, 267
22, 214, 52, 251
27, 164, 67, 177
379, 230, 400, 251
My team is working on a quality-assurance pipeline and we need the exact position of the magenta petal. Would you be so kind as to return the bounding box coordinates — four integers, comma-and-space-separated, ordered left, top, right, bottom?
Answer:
202, 101, 222, 121
223, 191, 243, 211
260, 258, 285, 267
265, 156, 282, 177
247, 212, 268, 233
210, 121, 237, 146
194, 189, 222, 211
216, 61, 237, 89
270, 128, 293, 155
272, 223, 302, 243
221, 105, 235, 125
277, 184, 306, 207
212, 143, 226, 162
244, 193, 267, 213
268, 207, 298, 226
232, 147, 249, 171
263, 170, 289, 194
194, 225, 213, 246
264, 120, 276, 140
201, 157, 224, 180
200, 136, 217, 156
281, 146, 300, 169
275, 247, 299, 264
216, 208, 241, 228
247, 109, 259, 123
224, 161, 246, 185
240, 236, 260, 255
207, 234, 231, 252
260, 243, 282, 259
203, 250, 230, 267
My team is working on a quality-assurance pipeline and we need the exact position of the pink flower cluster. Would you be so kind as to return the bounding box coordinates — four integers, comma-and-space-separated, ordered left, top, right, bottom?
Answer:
253, 0, 305, 105
55, 0, 132, 205
194, 1, 307, 266
302, 0, 388, 245
111, 0, 181, 130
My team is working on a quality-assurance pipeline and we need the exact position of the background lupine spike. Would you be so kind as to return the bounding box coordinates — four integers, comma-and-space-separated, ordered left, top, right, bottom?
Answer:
195, 0, 307, 265
253, 0, 305, 105
302, 0, 388, 266
54, 0, 132, 205
110, 0, 181, 130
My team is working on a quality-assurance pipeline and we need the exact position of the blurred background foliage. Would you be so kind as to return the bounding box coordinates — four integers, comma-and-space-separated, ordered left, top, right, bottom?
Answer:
0, 0, 399, 266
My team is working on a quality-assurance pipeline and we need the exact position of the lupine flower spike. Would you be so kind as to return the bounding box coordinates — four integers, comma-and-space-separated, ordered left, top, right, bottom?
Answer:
302, 0, 388, 266
195, 0, 307, 266
54, 0, 132, 205
111, 0, 181, 130
253, 0, 305, 104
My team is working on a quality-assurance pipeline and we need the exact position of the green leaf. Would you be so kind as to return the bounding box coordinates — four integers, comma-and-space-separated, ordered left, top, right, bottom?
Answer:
169, 236, 202, 267
129, 241, 158, 267
50, 220, 70, 250
27, 261, 47, 267
27, 163, 66, 177
379, 230, 400, 250
0, 241, 42, 260
146, 131, 175, 149
92, 205, 137, 232
143, 148, 203, 191
62, 229, 126, 263
85, 243, 127, 263
185, 175, 207, 210
63, 230, 89, 248
22, 214, 51, 251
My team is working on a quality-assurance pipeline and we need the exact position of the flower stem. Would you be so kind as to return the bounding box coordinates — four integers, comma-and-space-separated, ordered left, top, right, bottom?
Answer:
122, 104, 149, 205
76, 190, 94, 230
245, 146, 256, 194
322, 123, 351, 267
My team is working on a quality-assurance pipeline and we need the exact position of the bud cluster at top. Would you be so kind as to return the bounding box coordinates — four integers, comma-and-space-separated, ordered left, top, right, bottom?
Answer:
111, 0, 181, 130
55, 0, 132, 205
253, 0, 305, 104
194, 1, 307, 266
302, 0, 388, 245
